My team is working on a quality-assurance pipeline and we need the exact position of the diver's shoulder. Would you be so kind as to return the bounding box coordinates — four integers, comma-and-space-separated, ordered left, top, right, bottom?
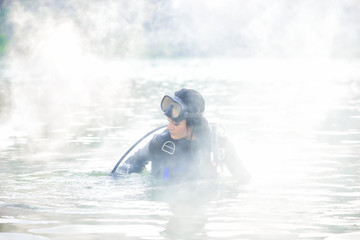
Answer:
147, 130, 171, 152
151, 130, 171, 144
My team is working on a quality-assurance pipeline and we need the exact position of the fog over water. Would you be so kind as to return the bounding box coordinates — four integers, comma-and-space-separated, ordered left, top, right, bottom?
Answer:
1, 0, 360, 139
1, 0, 360, 240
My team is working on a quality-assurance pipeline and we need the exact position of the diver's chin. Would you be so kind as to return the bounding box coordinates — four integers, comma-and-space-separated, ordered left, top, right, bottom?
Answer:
170, 134, 179, 140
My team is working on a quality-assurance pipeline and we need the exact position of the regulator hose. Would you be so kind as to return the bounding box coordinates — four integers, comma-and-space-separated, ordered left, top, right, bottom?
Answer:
111, 125, 167, 174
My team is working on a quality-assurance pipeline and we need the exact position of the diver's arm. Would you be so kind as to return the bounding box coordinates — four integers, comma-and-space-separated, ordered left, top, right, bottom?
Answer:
117, 143, 150, 174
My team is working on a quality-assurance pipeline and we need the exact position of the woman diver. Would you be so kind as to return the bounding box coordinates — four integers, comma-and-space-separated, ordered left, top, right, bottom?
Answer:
115, 88, 250, 183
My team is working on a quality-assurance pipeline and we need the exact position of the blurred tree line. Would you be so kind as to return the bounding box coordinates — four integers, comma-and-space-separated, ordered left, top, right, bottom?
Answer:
0, 0, 9, 56
0, 0, 10, 122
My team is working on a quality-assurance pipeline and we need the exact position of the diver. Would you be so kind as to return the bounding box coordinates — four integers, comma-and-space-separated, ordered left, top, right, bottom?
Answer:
114, 88, 250, 183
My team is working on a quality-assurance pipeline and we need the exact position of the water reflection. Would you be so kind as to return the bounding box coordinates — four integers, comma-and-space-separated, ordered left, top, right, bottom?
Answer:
320, 91, 360, 146
150, 182, 211, 238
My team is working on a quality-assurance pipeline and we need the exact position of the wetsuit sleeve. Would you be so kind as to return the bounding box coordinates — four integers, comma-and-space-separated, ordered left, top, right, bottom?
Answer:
116, 131, 167, 174
117, 139, 153, 174
220, 137, 251, 183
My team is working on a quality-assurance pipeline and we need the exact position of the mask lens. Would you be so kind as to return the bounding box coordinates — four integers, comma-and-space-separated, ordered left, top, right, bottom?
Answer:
161, 96, 172, 111
172, 103, 181, 118
161, 96, 182, 118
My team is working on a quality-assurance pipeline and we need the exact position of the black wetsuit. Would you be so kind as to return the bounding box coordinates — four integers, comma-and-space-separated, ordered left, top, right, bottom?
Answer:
118, 128, 251, 183
120, 130, 217, 181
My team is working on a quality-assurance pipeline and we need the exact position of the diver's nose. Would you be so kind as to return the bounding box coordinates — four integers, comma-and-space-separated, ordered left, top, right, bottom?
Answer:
167, 122, 174, 131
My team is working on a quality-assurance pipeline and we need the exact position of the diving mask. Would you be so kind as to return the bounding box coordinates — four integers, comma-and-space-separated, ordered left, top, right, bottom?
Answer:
160, 95, 188, 122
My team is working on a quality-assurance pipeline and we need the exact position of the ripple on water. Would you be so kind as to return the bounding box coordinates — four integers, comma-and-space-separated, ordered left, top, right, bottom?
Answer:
325, 232, 360, 240
28, 224, 164, 237
0, 233, 49, 240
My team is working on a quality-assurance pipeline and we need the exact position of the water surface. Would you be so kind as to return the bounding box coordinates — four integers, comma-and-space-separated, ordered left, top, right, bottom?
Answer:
1, 59, 360, 240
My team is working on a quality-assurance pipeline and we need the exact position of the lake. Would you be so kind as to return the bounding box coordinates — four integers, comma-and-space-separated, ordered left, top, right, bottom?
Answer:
1, 58, 360, 240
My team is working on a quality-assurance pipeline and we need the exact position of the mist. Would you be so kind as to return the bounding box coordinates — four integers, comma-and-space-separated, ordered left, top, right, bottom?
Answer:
1, 1, 360, 239
0, 0, 359, 165
1, 0, 359, 123
4, 0, 360, 59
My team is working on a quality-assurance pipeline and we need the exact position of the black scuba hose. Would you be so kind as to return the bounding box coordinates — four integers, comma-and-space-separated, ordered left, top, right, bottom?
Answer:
111, 125, 167, 174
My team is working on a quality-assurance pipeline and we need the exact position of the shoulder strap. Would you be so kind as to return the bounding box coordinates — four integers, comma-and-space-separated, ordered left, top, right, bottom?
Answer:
209, 123, 226, 171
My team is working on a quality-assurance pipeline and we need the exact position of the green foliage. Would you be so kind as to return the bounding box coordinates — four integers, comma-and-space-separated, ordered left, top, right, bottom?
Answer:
0, 35, 6, 55
0, 4, 8, 56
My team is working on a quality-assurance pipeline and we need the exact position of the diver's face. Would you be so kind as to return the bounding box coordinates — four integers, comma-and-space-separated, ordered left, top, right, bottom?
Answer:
167, 118, 188, 140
